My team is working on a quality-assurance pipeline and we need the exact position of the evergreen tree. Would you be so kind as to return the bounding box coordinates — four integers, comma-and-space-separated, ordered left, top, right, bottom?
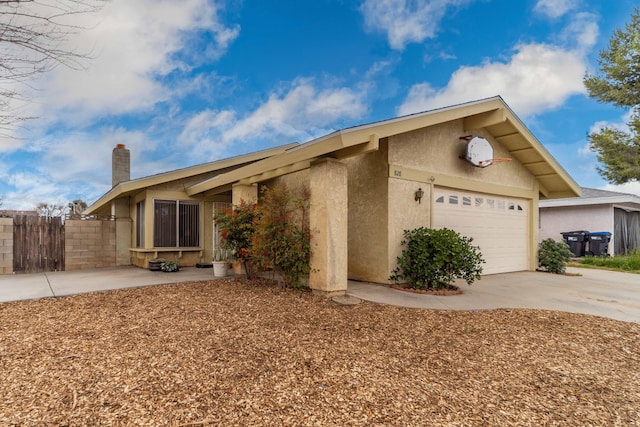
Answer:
584, 9, 640, 184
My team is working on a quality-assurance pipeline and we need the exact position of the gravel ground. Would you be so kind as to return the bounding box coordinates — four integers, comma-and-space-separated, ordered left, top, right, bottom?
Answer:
1, 278, 639, 426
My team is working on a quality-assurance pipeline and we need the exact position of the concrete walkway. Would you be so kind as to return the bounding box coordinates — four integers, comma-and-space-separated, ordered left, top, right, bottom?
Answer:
0, 266, 216, 302
347, 267, 640, 323
0, 266, 638, 323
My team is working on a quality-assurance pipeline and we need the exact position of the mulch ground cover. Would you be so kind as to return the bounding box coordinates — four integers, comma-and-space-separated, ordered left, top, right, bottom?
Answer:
1, 278, 638, 426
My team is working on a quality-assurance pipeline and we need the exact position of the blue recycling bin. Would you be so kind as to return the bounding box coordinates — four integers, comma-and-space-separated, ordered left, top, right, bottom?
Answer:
561, 231, 589, 257
587, 232, 611, 256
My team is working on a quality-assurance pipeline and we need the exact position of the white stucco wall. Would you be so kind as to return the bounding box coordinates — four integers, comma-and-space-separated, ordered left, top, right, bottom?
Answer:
539, 205, 613, 242
539, 205, 614, 254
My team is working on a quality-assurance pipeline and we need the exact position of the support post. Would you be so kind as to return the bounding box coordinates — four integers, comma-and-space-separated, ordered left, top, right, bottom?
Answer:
309, 158, 348, 296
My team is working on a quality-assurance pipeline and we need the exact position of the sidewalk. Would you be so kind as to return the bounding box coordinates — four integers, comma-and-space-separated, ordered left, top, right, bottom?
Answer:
1, 266, 638, 324
0, 266, 216, 303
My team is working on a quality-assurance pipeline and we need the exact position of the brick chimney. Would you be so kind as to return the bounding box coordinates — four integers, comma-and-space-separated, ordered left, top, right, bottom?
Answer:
112, 144, 130, 187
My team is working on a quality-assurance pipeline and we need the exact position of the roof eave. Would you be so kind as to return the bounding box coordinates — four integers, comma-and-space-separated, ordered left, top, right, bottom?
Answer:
85, 142, 299, 214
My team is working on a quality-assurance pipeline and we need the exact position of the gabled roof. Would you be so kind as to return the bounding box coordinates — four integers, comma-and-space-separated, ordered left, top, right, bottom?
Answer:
186, 96, 580, 199
87, 97, 581, 213
540, 187, 640, 210
85, 142, 298, 215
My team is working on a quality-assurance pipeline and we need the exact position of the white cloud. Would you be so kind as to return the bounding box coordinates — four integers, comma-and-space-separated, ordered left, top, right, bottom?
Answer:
31, 0, 239, 124
397, 6, 599, 117
178, 79, 368, 157
534, 0, 578, 19
602, 182, 640, 197
43, 128, 153, 183
1, 127, 163, 209
360, 0, 473, 50
4, 172, 73, 210
589, 110, 634, 134
560, 12, 599, 50
398, 42, 587, 117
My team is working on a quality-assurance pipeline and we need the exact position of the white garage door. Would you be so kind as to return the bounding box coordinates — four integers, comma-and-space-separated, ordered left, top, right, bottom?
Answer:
433, 188, 529, 274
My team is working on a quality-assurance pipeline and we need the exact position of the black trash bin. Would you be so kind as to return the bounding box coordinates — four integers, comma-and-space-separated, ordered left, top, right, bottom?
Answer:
587, 232, 612, 256
561, 231, 589, 257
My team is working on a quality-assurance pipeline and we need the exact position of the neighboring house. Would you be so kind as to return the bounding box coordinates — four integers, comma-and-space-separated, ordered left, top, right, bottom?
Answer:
85, 96, 580, 295
539, 187, 640, 255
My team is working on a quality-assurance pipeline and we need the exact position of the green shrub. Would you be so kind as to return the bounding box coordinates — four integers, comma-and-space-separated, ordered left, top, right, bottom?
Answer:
252, 183, 312, 289
390, 227, 485, 290
538, 238, 573, 274
214, 200, 257, 278
160, 261, 179, 272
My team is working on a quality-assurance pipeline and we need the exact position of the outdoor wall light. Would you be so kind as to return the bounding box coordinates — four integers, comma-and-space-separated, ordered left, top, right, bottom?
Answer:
415, 188, 424, 204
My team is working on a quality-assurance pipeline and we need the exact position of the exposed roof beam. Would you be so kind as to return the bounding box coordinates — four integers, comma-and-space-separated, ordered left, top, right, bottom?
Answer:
463, 108, 506, 130
237, 160, 313, 185
494, 131, 520, 141
333, 133, 379, 159
521, 160, 548, 167
509, 147, 535, 154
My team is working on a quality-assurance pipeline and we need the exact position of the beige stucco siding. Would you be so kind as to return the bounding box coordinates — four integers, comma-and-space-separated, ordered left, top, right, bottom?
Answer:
382, 119, 538, 281
345, 140, 390, 283
262, 169, 311, 197
388, 120, 536, 189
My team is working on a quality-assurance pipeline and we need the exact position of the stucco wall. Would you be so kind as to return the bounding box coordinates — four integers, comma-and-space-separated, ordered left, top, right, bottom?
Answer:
262, 169, 311, 194
0, 218, 13, 274
539, 205, 613, 243
65, 219, 117, 270
388, 121, 535, 189
345, 140, 390, 283
382, 119, 537, 281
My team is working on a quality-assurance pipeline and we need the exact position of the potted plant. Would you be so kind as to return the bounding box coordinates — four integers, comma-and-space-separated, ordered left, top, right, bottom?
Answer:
214, 201, 257, 279
160, 260, 179, 272
213, 248, 228, 277
148, 258, 165, 271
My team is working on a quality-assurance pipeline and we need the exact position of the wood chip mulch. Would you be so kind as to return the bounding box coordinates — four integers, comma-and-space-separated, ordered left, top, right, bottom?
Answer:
1, 278, 639, 426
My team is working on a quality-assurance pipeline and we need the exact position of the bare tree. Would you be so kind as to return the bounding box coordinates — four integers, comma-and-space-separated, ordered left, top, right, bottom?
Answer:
0, 0, 104, 136
36, 202, 66, 218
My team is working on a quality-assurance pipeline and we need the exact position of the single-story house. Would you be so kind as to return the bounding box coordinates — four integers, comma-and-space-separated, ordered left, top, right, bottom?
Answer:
85, 96, 580, 295
539, 187, 640, 255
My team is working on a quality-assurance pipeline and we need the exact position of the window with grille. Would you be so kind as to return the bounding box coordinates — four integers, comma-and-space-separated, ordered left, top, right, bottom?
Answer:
153, 200, 200, 247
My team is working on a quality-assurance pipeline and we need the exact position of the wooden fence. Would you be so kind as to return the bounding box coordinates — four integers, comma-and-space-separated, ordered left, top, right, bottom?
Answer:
13, 215, 65, 273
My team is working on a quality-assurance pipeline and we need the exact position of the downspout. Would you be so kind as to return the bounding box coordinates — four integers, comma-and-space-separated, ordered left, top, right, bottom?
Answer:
428, 175, 436, 227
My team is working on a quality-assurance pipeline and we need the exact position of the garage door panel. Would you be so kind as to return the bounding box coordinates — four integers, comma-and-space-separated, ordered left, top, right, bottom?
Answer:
434, 188, 529, 274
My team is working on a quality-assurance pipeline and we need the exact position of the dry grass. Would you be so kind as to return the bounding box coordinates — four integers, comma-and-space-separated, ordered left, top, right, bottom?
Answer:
1, 278, 639, 426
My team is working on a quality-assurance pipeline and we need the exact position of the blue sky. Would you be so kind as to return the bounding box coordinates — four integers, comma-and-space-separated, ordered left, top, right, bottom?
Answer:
0, 0, 639, 210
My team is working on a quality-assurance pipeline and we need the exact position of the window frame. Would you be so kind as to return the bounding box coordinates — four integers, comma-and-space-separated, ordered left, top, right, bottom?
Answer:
152, 199, 201, 248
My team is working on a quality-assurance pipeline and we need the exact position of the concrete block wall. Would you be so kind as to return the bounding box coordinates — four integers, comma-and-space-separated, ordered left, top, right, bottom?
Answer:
0, 218, 13, 274
65, 219, 117, 270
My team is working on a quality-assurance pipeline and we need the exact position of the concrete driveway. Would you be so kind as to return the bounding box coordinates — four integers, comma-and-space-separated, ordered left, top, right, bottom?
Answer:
0, 266, 638, 324
347, 267, 640, 323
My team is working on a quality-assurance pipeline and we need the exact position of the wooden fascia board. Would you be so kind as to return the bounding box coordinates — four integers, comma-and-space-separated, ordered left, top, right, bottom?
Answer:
186, 134, 345, 195
202, 183, 233, 197
462, 108, 507, 130
187, 133, 380, 194
85, 142, 298, 213
185, 98, 544, 196
237, 160, 313, 185
332, 133, 379, 159
341, 99, 506, 143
